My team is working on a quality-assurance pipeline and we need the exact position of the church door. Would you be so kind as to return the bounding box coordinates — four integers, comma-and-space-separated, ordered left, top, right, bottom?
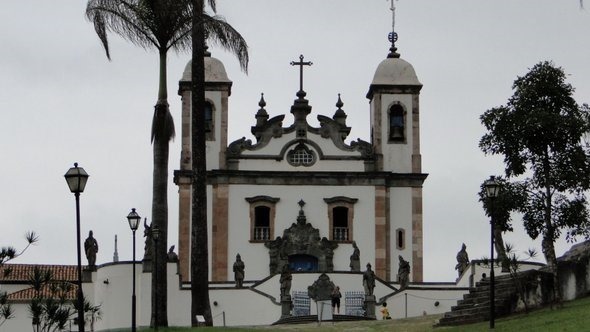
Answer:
289, 254, 318, 272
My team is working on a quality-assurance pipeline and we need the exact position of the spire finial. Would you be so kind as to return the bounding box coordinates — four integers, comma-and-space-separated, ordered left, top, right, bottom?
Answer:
336, 93, 344, 109
387, 0, 400, 58
258, 93, 266, 109
113, 235, 119, 262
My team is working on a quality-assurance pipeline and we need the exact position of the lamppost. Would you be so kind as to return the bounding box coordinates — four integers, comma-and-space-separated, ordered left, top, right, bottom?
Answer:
484, 175, 500, 329
126, 208, 141, 332
64, 163, 89, 332
151, 225, 160, 330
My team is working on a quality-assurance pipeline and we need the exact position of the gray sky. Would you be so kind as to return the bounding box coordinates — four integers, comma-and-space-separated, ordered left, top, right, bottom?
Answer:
1, 1, 589, 282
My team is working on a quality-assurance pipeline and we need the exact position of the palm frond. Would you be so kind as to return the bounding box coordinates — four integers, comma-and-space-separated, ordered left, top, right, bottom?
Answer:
203, 15, 249, 73
86, 0, 190, 58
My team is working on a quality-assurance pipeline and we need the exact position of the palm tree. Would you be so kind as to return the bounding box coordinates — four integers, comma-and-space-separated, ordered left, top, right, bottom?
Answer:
191, 0, 209, 326
86, 0, 247, 327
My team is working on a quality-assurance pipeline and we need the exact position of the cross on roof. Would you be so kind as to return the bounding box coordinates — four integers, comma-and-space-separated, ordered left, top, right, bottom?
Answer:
387, 0, 400, 58
290, 54, 313, 93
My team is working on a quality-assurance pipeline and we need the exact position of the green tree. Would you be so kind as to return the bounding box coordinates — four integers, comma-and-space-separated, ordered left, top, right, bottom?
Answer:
0, 231, 38, 326
28, 268, 73, 332
86, 0, 247, 327
478, 176, 527, 272
27, 267, 101, 332
0, 231, 39, 267
480, 61, 590, 303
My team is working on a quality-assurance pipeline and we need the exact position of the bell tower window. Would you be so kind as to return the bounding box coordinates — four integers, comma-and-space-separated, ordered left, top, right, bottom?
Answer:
205, 101, 214, 141
389, 104, 405, 142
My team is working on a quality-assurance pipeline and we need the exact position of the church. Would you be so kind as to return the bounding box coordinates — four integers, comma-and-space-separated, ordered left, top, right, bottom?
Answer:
3, 27, 475, 331
173, 45, 426, 284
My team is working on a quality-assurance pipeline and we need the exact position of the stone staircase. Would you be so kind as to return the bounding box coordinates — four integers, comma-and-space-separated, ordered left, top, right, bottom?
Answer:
436, 273, 520, 326
273, 314, 373, 325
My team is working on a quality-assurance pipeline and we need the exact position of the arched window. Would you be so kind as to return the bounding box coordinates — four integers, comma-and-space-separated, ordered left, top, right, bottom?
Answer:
324, 196, 358, 242
204, 101, 214, 140
333, 207, 349, 241
389, 104, 405, 141
396, 228, 405, 250
246, 196, 280, 242
254, 206, 271, 240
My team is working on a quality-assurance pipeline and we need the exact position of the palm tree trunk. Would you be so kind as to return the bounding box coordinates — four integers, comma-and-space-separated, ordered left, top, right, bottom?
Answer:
191, 0, 212, 326
151, 49, 170, 328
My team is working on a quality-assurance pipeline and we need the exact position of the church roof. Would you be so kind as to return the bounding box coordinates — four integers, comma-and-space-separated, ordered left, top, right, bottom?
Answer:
370, 57, 422, 87
6, 282, 78, 302
0, 264, 78, 283
181, 56, 231, 83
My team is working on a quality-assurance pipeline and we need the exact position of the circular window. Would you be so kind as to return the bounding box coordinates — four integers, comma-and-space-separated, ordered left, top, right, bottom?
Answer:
287, 144, 316, 167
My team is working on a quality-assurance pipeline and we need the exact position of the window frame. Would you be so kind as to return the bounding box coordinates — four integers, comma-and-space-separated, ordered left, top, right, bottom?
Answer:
204, 100, 215, 141
246, 196, 280, 243
324, 196, 358, 243
388, 102, 406, 143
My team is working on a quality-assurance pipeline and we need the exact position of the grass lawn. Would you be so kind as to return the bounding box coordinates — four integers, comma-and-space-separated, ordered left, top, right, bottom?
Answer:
113, 296, 590, 332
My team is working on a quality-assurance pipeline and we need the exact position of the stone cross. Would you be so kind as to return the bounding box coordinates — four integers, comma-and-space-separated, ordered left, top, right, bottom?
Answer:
290, 54, 312, 93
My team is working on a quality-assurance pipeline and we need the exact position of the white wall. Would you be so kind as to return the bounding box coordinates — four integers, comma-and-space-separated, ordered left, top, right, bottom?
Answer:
226, 185, 376, 280
4, 262, 490, 330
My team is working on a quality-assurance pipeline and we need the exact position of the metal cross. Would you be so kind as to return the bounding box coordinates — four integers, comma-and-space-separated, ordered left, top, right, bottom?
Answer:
290, 54, 313, 93
390, 0, 396, 35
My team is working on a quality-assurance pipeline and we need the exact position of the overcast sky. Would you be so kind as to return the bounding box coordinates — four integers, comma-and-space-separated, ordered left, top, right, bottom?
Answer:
1, 1, 589, 282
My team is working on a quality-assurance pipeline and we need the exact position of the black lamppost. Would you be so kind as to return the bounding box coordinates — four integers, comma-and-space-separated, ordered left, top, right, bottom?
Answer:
64, 163, 89, 332
151, 225, 160, 330
126, 208, 141, 332
484, 175, 500, 329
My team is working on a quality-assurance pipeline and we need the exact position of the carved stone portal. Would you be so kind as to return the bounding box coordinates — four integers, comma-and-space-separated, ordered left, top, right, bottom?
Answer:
307, 273, 335, 301
265, 200, 338, 274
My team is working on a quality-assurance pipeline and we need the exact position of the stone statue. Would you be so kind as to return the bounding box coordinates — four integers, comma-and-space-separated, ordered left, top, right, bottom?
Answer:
167, 245, 178, 262
307, 273, 335, 301
84, 230, 99, 268
349, 241, 361, 271
397, 255, 410, 289
279, 265, 292, 298
233, 253, 245, 288
363, 263, 376, 296
455, 243, 469, 278
143, 219, 152, 260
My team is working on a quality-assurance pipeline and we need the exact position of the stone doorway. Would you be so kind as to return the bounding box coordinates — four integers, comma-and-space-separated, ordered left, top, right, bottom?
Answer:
289, 254, 319, 272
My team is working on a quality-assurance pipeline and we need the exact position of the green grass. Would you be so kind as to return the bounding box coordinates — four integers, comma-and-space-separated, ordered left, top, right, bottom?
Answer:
113, 296, 590, 332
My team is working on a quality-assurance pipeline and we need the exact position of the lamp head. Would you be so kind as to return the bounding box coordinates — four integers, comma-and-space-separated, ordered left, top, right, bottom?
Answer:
152, 226, 160, 240
484, 176, 500, 198
126, 208, 141, 231
64, 163, 89, 193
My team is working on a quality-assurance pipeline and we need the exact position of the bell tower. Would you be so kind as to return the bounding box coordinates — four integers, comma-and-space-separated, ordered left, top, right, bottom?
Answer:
365, 0, 425, 281
175, 52, 232, 281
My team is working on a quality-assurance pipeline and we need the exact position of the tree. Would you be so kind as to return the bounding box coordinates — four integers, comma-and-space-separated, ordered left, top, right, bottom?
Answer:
0, 231, 39, 267
478, 177, 527, 272
86, 1, 247, 327
480, 61, 590, 303
27, 267, 101, 332
189, 0, 248, 327
0, 231, 38, 326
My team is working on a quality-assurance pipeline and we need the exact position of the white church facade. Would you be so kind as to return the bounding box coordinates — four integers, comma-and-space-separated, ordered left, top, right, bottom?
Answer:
174, 51, 426, 285
3, 50, 515, 330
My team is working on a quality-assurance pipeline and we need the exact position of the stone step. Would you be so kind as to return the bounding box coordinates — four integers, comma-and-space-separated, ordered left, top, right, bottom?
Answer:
438, 313, 488, 326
